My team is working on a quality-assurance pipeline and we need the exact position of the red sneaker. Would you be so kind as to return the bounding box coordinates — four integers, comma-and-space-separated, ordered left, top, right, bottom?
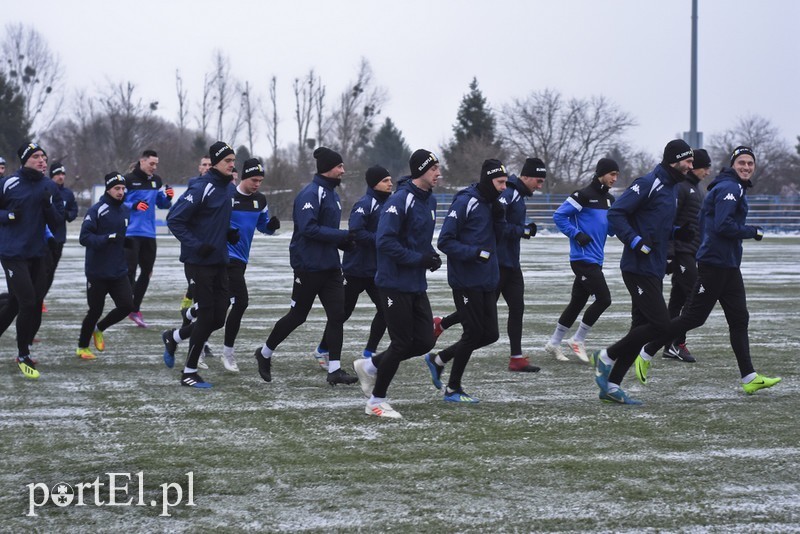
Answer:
128, 311, 148, 328
433, 317, 444, 339
508, 357, 540, 373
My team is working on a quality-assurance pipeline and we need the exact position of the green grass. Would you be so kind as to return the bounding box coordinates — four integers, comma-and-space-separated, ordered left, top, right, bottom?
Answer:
1, 233, 798, 531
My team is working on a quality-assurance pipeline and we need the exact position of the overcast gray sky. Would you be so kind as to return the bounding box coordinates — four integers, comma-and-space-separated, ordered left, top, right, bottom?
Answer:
6, 0, 800, 161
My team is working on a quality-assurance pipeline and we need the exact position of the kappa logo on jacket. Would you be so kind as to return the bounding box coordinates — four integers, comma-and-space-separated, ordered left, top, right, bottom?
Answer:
386, 205, 398, 215
630, 184, 641, 194
184, 194, 194, 204
723, 193, 737, 201
355, 207, 365, 214
302, 202, 313, 210
447, 210, 457, 219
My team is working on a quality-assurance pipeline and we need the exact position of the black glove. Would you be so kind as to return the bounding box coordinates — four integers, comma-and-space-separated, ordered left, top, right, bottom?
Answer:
631, 236, 652, 255
492, 200, 505, 222
7, 210, 21, 222
337, 232, 357, 252
422, 253, 442, 272
522, 222, 537, 239
227, 228, 240, 245
575, 231, 592, 247
134, 201, 150, 212
198, 243, 215, 258
674, 223, 695, 243
753, 226, 764, 241
476, 249, 491, 263
266, 216, 280, 231
665, 257, 675, 275
41, 192, 53, 209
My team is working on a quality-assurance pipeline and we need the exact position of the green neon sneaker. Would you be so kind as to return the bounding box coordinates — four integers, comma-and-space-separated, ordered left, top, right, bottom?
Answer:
92, 328, 105, 351
634, 355, 651, 385
742, 374, 781, 395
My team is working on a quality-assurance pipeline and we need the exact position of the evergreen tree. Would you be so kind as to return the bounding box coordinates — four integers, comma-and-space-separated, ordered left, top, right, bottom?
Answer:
362, 117, 412, 180
0, 71, 31, 165
441, 77, 505, 189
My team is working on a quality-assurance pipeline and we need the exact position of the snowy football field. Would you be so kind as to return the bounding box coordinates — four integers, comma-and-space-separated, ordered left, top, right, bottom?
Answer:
2, 231, 799, 531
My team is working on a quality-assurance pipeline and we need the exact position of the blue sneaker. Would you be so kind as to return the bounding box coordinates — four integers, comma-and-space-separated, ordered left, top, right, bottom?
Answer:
424, 353, 444, 390
162, 329, 177, 369
599, 387, 642, 405
180, 372, 212, 389
362, 349, 375, 359
590, 350, 612, 390
443, 387, 480, 403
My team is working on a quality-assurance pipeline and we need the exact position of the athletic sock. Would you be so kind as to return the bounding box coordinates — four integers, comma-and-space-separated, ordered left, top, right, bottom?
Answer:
184, 304, 197, 322
260, 344, 273, 358
434, 354, 446, 367
223, 345, 234, 358
639, 346, 653, 361
599, 349, 614, 366
363, 358, 378, 375
607, 381, 620, 392
183, 367, 197, 374
549, 323, 569, 345
741, 372, 757, 384
368, 395, 386, 405
510, 354, 524, 359
328, 360, 341, 372
573, 321, 591, 343
173, 330, 183, 343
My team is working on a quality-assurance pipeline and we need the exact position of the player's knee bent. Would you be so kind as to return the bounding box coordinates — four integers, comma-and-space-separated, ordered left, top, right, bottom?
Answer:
594, 294, 612, 312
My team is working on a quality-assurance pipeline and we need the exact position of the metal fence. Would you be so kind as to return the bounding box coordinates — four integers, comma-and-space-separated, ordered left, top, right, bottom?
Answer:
434, 193, 800, 232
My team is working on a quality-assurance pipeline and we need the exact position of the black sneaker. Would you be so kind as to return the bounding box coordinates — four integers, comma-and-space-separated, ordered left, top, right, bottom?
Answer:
181, 372, 212, 388
662, 343, 696, 363
162, 329, 177, 368
254, 347, 272, 382
327, 368, 358, 386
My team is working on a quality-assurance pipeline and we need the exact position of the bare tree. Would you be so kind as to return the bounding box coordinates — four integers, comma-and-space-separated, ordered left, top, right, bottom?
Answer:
293, 69, 323, 173
239, 80, 259, 155
707, 115, 800, 194
197, 72, 213, 139
499, 88, 636, 193
1, 23, 64, 133
264, 75, 279, 162
208, 50, 241, 144
314, 82, 329, 149
330, 58, 387, 164
175, 69, 190, 134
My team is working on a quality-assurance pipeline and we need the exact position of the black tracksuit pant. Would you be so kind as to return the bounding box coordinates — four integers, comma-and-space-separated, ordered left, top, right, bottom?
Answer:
438, 288, 500, 391
125, 236, 157, 312
644, 263, 754, 378
0, 257, 48, 356
607, 272, 671, 386
223, 260, 249, 348
265, 269, 345, 361
371, 288, 436, 398
665, 251, 698, 346
183, 263, 230, 370
558, 260, 612, 328
319, 274, 386, 354
78, 275, 134, 347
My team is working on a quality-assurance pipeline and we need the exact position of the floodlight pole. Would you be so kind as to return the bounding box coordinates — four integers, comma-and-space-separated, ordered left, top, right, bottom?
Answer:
684, 0, 703, 148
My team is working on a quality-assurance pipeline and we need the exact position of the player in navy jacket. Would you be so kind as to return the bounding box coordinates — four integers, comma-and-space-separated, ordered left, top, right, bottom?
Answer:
352, 149, 442, 419
163, 142, 236, 389
316, 165, 392, 362
123, 149, 173, 327
0, 142, 63, 379
43, 161, 80, 297
640, 146, 781, 395
547, 158, 617, 363
219, 158, 280, 372
255, 147, 358, 387
427, 159, 508, 404
435, 158, 546, 373
76, 173, 133, 360
591, 140, 696, 405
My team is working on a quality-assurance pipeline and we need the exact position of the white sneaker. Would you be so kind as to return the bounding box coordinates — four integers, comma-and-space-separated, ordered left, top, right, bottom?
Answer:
545, 342, 569, 361
312, 348, 329, 371
353, 359, 376, 398
198, 354, 209, 370
222, 351, 239, 373
365, 401, 402, 419
566, 337, 589, 362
